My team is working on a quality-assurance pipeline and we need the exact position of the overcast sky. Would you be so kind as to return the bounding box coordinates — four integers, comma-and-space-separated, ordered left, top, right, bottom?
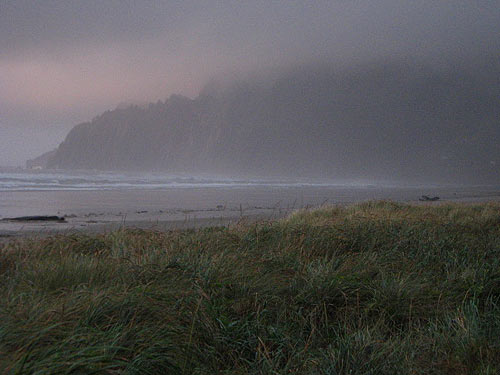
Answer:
1, 0, 499, 165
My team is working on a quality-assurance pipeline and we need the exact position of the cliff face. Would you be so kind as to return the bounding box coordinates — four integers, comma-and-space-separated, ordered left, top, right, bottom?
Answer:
47, 62, 500, 183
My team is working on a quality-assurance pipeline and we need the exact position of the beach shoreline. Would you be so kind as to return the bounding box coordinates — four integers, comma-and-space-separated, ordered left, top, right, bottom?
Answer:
2, 187, 500, 242
0, 212, 281, 243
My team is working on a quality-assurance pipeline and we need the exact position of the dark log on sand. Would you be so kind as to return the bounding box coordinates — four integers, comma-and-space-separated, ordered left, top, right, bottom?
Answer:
1, 216, 66, 222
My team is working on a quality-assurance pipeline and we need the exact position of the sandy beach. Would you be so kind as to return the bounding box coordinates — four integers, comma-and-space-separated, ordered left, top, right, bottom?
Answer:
2, 184, 500, 242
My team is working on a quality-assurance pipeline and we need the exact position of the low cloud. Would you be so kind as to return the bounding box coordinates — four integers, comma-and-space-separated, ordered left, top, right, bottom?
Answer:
1, 1, 499, 165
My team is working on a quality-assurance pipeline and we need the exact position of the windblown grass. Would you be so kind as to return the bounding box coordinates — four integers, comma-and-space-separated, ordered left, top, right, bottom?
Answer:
1, 201, 499, 374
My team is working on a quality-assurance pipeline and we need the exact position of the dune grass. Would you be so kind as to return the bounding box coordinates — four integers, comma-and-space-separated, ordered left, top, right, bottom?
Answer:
1, 201, 499, 374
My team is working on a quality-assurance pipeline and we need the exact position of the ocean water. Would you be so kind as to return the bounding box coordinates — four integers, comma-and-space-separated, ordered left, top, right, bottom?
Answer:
0, 170, 499, 219
0, 170, 370, 192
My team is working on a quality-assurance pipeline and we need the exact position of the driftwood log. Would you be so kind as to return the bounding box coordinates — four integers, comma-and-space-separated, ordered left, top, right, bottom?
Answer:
1, 216, 66, 222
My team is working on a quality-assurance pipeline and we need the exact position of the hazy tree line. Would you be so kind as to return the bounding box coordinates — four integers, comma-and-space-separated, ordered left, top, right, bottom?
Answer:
47, 61, 500, 184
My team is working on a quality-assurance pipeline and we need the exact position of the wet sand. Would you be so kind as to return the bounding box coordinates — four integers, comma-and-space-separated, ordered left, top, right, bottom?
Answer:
1, 185, 499, 242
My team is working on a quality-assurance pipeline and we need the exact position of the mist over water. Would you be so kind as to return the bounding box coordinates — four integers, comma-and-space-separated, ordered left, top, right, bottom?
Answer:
0, 170, 400, 192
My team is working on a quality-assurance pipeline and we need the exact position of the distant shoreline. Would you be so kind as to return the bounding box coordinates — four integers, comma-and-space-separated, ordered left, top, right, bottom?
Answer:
2, 170, 499, 242
0, 211, 288, 243
2, 193, 500, 243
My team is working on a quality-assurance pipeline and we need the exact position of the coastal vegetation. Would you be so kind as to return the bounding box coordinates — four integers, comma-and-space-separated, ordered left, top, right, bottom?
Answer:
1, 201, 499, 374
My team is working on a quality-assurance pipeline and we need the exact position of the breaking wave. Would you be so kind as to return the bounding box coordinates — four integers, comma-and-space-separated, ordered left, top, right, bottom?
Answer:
0, 171, 374, 192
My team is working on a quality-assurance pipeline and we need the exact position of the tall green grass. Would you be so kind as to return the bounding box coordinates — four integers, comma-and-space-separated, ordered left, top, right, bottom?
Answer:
1, 201, 499, 374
